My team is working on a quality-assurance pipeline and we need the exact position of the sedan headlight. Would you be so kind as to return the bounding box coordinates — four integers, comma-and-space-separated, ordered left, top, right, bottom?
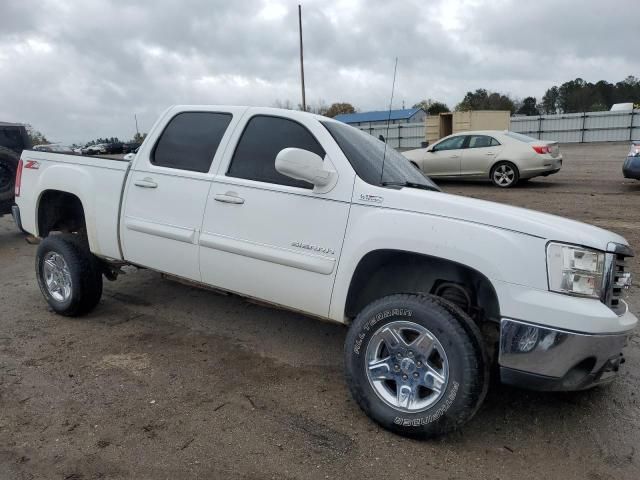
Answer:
546, 243, 605, 298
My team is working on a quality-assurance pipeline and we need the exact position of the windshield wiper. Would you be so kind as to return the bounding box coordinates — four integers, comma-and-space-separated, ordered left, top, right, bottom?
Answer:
381, 181, 440, 192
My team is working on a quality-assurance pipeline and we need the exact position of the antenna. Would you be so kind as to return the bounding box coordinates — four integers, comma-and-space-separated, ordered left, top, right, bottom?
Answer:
298, 4, 306, 111
379, 57, 398, 184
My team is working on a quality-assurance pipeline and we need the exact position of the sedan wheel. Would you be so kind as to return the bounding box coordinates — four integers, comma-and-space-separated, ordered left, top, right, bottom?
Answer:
491, 162, 519, 188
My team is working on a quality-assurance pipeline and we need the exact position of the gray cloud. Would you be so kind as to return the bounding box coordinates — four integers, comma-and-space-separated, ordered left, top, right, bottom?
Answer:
0, 0, 637, 143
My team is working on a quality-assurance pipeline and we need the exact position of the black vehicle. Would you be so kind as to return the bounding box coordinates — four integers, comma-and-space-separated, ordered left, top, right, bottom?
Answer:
104, 142, 124, 154
623, 142, 640, 180
0, 122, 31, 216
122, 142, 141, 153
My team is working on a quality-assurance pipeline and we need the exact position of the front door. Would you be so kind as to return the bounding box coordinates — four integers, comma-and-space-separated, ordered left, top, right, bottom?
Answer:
423, 135, 465, 176
121, 110, 238, 281
199, 113, 352, 317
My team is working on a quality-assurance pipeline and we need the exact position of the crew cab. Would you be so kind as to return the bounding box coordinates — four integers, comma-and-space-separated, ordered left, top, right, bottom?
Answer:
13, 106, 637, 438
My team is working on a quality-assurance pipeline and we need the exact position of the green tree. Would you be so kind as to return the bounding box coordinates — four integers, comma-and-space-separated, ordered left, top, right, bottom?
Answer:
132, 132, 147, 143
516, 96, 540, 116
25, 125, 49, 146
323, 102, 356, 118
412, 99, 450, 115
455, 89, 515, 113
541, 86, 559, 114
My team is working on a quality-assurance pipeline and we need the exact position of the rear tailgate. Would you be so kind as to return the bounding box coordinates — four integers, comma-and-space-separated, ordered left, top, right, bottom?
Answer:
15, 150, 130, 259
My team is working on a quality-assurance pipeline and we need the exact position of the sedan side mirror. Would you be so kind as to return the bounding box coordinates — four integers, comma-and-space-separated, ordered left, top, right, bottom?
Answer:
275, 148, 337, 190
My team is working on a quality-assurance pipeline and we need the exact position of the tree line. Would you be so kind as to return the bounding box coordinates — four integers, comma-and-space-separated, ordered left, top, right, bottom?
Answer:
279, 75, 640, 119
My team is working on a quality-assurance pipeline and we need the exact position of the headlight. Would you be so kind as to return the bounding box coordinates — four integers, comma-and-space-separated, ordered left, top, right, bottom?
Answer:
546, 243, 605, 298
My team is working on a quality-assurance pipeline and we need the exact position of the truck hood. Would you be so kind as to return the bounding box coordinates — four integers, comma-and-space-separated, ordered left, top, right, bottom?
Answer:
379, 188, 629, 252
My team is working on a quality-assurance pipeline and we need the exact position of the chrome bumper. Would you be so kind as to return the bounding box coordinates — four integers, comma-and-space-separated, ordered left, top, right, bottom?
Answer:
499, 318, 631, 391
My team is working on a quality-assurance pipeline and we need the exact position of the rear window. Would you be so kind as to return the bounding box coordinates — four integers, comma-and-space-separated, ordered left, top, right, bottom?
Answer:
504, 131, 538, 143
152, 112, 232, 173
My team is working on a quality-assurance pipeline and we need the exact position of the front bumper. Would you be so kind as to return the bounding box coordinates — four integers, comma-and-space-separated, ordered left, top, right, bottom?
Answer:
499, 317, 634, 391
623, 156, 640, 179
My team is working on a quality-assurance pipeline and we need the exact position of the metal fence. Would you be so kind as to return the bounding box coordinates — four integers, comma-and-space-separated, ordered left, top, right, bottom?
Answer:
355, 122, 425, 150
510, 109, 640, 143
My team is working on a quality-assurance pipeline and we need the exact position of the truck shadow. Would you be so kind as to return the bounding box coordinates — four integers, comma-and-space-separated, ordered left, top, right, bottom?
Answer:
94, 270, 634, 446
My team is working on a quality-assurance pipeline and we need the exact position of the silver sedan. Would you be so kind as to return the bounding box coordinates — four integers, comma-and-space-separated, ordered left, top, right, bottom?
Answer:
403, 130, 562, 187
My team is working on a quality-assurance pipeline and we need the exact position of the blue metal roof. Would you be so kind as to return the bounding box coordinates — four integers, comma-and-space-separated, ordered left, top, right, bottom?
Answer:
334, 108, 423, 124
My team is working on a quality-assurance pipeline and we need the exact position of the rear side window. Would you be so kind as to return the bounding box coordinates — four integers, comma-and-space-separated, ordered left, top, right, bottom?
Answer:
152, 112, 232, 173
467, 135, 500, 148
0, 127, 25, 152
227, 115, 325, 189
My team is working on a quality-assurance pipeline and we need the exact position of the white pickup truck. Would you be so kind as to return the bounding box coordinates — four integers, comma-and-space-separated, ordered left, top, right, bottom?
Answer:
12, 105, 636, 438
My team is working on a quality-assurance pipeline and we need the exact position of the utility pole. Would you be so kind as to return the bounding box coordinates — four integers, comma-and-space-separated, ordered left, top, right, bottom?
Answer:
298, 4, 306, 111
134, 114, 140, 138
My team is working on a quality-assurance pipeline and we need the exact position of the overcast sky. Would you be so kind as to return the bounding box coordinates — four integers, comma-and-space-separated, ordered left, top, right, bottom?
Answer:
0, 0, 638, 144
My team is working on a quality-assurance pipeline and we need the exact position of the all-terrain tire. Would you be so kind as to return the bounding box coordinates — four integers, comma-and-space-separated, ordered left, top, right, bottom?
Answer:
344, 293, 488, 438
0, 146, 18, 202
35, 234, 103, 316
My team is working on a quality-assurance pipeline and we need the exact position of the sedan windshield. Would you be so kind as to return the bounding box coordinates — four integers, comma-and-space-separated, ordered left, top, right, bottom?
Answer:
322, 121, 439, 191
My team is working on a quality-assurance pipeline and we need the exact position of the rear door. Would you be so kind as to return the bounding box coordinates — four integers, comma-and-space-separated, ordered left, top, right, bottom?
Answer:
423, 135, 465, 176
121, 108, 244, 281
199, 111, 353, 317
460, 134, 502, 177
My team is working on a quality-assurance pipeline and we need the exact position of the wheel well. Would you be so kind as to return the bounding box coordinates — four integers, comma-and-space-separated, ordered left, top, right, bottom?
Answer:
345, 250, 500, 324
37, 190, 86, 237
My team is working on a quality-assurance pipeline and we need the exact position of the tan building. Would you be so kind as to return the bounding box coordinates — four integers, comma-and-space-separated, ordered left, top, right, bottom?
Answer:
426, 110, 511, 144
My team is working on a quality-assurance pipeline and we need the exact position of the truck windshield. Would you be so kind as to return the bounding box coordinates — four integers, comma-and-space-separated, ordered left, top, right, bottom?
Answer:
322, 121, 439, 191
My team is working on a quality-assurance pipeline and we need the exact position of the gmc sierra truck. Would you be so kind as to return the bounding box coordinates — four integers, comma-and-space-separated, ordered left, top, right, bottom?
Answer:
13, 106, 636, 438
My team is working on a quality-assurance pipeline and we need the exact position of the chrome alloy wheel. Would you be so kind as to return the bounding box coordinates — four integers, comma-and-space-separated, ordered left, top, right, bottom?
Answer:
365, 320, 449, 413
493, 164, 516, 186
43, 252, 72, 302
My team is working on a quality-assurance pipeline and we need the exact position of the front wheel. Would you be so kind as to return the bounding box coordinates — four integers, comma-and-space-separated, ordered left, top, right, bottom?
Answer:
490, 161, 519, 188
36, 234, 103, 316
344, 294, 488, 438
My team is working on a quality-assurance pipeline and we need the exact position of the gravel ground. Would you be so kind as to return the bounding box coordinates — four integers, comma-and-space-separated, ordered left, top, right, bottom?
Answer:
1, 142, 639, 480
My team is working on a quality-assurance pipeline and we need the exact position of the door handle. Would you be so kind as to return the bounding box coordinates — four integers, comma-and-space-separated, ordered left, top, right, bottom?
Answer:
449, 155, 460, 158
485, 152, 496, 155
134, 178, 158, 188
215, 192, 245, 204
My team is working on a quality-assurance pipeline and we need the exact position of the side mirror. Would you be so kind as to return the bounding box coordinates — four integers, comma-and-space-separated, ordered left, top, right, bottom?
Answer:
275, 148, 337, 189
426, 145, 435, 152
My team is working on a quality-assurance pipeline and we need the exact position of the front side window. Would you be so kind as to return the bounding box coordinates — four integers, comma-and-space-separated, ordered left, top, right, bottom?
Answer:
152, 112, 232, 173
434, 135, 465, 151
227, 115, 325, 189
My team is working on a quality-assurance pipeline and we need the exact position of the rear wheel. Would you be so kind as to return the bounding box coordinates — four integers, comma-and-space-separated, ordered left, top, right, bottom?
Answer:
36, 234, 103, 316
490, 161, 519, 188
344, 294, 488, 438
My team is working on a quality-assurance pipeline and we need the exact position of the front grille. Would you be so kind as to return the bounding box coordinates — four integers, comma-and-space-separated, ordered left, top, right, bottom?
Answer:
604, 253, 630, 315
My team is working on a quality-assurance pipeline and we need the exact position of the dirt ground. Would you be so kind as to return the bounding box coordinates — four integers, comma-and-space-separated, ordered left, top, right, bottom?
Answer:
1, 142, 639, 480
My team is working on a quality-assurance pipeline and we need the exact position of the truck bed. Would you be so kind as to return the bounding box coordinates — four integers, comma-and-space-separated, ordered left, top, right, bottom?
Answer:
17, 150, 131, 260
